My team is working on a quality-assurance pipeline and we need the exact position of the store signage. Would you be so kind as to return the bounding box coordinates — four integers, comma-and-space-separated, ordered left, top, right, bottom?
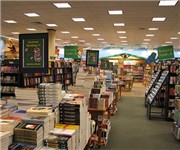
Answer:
19, 33, 48, 73
64, 46, 78, 59
86, 50, 99, 67
101, 59, 109, 70
157, 45, 174, 61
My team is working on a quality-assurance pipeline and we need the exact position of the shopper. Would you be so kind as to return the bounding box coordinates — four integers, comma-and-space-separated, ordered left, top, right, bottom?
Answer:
72, 60, 79, 85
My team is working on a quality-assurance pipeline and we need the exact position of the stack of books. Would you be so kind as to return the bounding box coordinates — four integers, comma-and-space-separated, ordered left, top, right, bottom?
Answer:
13, 122, 44, 148
9, 109, 27, 119
0, 131, 13, 150
38, 83, 63, 106
0, 107, 9, 118
0, 118, 20, 132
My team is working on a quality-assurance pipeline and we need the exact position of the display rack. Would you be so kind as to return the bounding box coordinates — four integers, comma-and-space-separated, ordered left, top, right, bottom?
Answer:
1, 59, 19, 99
146, 71, 169, 120
144, 70, 161, 107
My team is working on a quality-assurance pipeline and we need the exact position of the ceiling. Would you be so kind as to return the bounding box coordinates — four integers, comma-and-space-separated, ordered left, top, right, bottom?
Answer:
1, 0, 180, 50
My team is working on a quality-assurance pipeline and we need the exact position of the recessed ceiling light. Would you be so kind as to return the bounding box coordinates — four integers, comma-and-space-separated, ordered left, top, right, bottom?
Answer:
171, 37, 179, 39
56, 39, 61, 40
46, 24, 57, 27
142, 43, 149, 45
53, 3, 71, 8
165, 41, 172, 44
122, 44, 128, 45
102, 42, 108, 43
85, 43, 91, 45
4, 20, 17, 23
117, 31, 126, 34
24, 13, 39, 17
144, 39, 151, 41
71, 36, 79, 38
178, 32, 180, 34
11, 32, 20, 34
92, 34, 100, 36
146, 34, 154, 37
79, 40, 85, 42
97, 38, 104, 41
63, 41, 69, 43
26, 28, 36, 31
121, 40, 128, 42
72, 18, 85, 22
61, 31, 70, 34
161, 44, 168, 46
152, 17, 166, 21
148, 28, 159, 30
108, 10, 123, 15
159, 0, 178, 6
114, 23, 125, 26
84, 28, 94, 30
119, 36, 127, 39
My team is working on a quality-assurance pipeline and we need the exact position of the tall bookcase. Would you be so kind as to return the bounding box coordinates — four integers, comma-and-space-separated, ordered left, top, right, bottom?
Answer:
1, 59, 19, 99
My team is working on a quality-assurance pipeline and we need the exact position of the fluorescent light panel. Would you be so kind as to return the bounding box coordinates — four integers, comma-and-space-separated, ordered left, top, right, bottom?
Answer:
11, 32, 20, 34
144, 39, 151, 41
24, 13, 39, 17
142, 43, 149, 45
171, 37, 179, 39
26, 28, 36, 31
122, 44, 128, 45
119, 36, 127, 39
71, 36, 79, 38
148, 28, 159, 30
92, 34, 100, 36
46, 24, 57, 27
178, 32, 180, 34
117, 31, 126, 34
108, 10, 123, 15
61, 31, 70, 34
53, 3, 71, 8
72, 18, 85, 22
165, 41, 172, 43
97, 38, 104, 40
84, 28, 94, 30
146, 34, 154, 37
159, 0, 178, 6
152, 17, 166, 21
4, 20, 17, 23
79, 40, 85, 42
121, 40, 128, 42
114, 23, 125, 26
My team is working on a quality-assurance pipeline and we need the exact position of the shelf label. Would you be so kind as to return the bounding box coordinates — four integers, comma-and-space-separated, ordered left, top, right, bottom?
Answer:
157, 45, 174, 61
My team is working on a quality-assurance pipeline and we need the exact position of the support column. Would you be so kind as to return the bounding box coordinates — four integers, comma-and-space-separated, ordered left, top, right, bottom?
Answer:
118, 58, 124, 75
47, 29, 56, 61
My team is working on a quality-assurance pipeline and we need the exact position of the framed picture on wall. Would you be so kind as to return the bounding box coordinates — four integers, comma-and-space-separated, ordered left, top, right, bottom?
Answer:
19, 33, 48, 73
86, 50, 99, 67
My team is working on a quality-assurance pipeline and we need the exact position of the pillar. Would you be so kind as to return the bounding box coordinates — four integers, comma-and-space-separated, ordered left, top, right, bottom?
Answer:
47, 29, 56, 61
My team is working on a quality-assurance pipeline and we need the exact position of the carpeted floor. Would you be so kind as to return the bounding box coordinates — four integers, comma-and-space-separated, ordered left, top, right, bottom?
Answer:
97, 84, 180, 150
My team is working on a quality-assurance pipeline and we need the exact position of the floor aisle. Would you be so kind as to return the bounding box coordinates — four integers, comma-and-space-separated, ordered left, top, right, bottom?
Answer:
99, 83, 180, 150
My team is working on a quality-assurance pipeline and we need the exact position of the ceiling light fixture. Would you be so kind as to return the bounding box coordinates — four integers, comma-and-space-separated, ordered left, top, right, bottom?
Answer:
152, 17, 166, 21
114, 23, 125, 26
159, 0, 178, 6
26, 28, 36, 31
119, 36, 127, 39
97, 38, 104, 40
4, 20, 17, 23
148, 28, 159, 30
121, 40, 128, 42
117, 31, 126, 34
56, 39, 61, 40
72, 18, 85, 22
71, 36, 79, 38
24, 13, 39, 17
61, 31, 70, 34
170, 37, 179, 39
92, 34, 100, 36
146, 34, 154, 37
165, 41, 172, 43
144, 39, 151, 41
84, 27, 94, 30
53, 3, 71, 8
178, 32, 180, 34
108, 10, 123, 15
142, 43, 149, 45
79, 40, 85, 42
46, 24, 57, 27
11, 32, 20, 34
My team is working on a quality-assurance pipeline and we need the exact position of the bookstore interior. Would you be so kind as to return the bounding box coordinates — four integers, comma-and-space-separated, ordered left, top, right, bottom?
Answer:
1, 1, 180, 150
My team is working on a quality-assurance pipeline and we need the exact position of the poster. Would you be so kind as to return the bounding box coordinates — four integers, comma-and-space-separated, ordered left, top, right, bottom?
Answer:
64, 46, 78, 59
157, 45, 174, 61
19, 33, 48, 73
86, 50, 99, 67
101, 59, 109, 70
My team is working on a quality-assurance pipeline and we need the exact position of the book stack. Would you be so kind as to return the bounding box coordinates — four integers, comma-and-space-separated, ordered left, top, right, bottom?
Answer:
9, 109, 27, 119
0, 131, 13, 150
8, 143, 37, 150
172, 122, 180, 140
98, 98, 106, 109
14, 122, 44, 148
38, 83, 63, 106
26, 107, 55, 131
89, 97, 98, 109
43, 134, 72, 149
0, 118, 20, 132
22, 115, 50, 139
50, 124, 80, 150
0, 107, 9, 118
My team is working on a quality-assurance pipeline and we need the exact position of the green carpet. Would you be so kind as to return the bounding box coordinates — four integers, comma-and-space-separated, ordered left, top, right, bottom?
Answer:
97, 96, 180, 150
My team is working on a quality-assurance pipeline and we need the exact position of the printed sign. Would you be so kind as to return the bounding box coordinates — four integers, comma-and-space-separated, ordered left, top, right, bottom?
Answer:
64, 46, 78, 59
86, 50, 99, 67
157, 45, 174, 61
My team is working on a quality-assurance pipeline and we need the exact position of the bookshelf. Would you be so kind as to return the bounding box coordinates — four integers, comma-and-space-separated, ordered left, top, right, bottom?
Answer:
1, 59, 19, 99
132, 64, 144, 82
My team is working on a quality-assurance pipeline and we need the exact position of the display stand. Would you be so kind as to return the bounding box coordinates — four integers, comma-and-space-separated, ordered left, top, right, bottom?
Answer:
146, 71, 169, 120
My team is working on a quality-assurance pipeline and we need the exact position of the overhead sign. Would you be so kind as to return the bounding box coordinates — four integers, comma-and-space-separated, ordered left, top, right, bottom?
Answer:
64, 46, 78, 59
157, 45, 174, 61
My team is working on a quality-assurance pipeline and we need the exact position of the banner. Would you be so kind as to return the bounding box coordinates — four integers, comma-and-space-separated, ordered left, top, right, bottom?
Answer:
86, 50, 99, 67
157, 45, 174, 61
101, 59, 109, 70
19, 33, 48, 73
64, 46, 78, 59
